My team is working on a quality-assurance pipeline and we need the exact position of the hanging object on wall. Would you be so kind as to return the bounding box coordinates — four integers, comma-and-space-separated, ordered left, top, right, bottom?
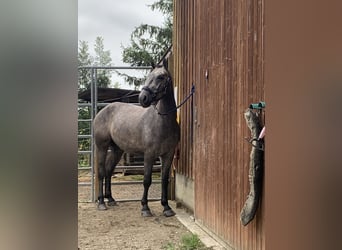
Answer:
240, 105, 265, 226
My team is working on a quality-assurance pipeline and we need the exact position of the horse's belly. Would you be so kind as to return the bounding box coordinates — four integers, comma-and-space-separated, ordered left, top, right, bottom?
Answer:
110, 126, 145, 154
111, 128, 179, 156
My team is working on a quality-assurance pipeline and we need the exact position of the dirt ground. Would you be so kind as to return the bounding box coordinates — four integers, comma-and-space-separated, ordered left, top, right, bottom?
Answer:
78, 172, 191, 250
78, 201, 192, 250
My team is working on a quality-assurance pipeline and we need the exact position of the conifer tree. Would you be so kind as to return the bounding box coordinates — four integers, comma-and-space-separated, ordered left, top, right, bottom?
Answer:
120, 0, 172, 88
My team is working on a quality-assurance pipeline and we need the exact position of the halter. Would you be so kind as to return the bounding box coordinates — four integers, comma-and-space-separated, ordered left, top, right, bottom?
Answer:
141, 76, 171, 103
141, 73, 195, 116
154, 84, 195, 116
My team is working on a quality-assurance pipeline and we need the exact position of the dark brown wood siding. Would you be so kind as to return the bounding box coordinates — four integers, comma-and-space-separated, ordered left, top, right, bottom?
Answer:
173, 0, 265, 249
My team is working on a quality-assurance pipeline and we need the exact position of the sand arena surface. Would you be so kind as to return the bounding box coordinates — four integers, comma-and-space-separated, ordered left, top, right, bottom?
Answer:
78, 173, 190, 250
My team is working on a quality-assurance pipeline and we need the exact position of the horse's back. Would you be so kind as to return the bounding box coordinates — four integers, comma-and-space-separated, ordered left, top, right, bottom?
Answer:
94, 103, 144, 145
95, 102, 144, 122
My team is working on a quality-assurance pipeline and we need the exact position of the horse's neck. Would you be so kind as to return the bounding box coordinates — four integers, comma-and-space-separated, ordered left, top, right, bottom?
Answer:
156, 85, 177, 118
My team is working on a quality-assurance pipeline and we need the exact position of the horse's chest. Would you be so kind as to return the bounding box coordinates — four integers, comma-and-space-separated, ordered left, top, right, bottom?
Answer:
147, 122, 179, 146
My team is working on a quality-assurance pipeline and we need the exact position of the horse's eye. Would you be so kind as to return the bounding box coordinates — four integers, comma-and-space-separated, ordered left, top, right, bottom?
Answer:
157, 75, 165, 81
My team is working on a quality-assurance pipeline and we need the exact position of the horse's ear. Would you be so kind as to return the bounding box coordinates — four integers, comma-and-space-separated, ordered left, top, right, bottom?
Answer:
162, 58, 168, 69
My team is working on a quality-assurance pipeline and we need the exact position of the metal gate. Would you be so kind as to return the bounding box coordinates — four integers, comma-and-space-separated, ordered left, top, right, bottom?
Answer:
77, 66, 162, 202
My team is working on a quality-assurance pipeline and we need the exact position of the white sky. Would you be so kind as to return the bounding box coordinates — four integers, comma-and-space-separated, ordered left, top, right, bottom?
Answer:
78, 0, 165, 89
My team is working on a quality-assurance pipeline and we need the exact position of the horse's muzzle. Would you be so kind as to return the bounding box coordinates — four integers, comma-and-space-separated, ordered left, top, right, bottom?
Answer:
139, 90, 153, 107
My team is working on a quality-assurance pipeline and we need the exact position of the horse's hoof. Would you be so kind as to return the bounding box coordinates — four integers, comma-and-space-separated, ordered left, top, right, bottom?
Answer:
163, 209, 176, 217
97, 203, 107, 211
141, 209, 153, 217
107, 200, 118, 206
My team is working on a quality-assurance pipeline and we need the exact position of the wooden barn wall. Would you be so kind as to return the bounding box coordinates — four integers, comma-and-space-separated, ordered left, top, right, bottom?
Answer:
173, 0, 196, 179
173, 0, 265, 249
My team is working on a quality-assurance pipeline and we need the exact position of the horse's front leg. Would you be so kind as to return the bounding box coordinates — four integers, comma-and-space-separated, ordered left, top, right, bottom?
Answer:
141, 156, 154, 217
161, 151, 176, 217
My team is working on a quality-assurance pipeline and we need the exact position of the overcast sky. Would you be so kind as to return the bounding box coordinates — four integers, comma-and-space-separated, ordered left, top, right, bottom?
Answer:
78, 0, 165, 89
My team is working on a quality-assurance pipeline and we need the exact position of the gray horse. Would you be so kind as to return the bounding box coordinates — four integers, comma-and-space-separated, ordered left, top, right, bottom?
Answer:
93, 60, 180, 217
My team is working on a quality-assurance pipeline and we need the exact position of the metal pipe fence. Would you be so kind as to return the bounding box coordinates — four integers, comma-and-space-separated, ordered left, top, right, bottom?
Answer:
78, 65, 154, 202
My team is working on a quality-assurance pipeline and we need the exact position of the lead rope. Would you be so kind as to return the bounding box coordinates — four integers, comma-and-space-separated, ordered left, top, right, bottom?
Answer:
154, 84, 195, 116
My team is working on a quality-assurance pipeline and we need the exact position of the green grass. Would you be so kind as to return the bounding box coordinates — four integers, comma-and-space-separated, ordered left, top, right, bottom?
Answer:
128, 175, 144, 181
114, 173, 161, 182
163, 233, 213, 250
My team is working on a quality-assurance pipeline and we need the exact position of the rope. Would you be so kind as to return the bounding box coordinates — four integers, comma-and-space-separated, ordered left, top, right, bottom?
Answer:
244, 137, 265, 151
155, 84, 195, 116
102, 91, 140, 103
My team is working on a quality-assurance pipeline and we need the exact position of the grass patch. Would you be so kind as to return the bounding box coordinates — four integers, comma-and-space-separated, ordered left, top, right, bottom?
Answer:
163, 233, 213, 250
114, 173, 161, 182
127, 175, 144, 181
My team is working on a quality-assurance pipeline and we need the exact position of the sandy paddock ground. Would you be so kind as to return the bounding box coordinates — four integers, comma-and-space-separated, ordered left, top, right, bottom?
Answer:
78, 173, 191, 250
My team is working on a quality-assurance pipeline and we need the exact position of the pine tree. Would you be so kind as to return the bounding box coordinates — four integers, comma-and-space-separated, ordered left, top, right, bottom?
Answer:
94, 36, 112, 88
120, 0, 173, 88
78, 37, 112, 90
78, 41, 93, 90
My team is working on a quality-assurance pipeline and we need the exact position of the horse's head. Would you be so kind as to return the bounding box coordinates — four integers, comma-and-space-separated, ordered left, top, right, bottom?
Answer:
139, 59, 171, 108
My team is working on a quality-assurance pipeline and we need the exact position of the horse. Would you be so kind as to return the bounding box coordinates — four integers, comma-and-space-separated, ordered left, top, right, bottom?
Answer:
93, 59, 180, 217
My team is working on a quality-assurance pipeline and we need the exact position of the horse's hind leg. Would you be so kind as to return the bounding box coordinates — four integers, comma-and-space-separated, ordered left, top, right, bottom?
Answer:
104, 146, 123, 206
96, 145, 108, 211
161, 151, 176, 217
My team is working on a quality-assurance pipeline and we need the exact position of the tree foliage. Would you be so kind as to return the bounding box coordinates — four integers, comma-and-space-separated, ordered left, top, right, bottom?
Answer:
93, 37, 112, 88
78, 36, 112, 91
78, 41, 92, 91
120, 0, 173, 88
